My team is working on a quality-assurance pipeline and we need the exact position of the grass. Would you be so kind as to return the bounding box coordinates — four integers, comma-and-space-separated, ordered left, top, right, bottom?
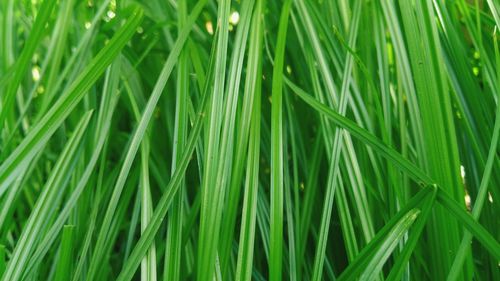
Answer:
0, 0, 499, 280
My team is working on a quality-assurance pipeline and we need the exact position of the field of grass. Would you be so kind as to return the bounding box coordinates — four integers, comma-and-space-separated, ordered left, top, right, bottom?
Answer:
0, 0, 499, 280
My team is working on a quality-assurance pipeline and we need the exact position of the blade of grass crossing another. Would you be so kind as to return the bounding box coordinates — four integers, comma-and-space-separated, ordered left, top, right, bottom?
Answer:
286, 79, 433, 185
234, 1, 264, 279
1, 111, 93, 281
0, 0, 74, 150
386, 186, 438, 281
122, 78, 158, 281
116, 71, 209, 281
216, 0, 257, 276
310, 1, 363, 280
447, 39, 500, 280
196, 0, 232, 279
0, 7, 143, 196
116, 21, 218, 281
397, 1, 467, 277
3, 1, 498, 280
84, 1, 207, 279
22, 59, 122, 279
288, 79, 500, 265
359, 209, 421, 280
337, 186, 435, 281
436, 190, 500, 261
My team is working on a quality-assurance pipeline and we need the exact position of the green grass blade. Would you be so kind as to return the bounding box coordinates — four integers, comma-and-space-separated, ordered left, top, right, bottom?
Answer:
337, 186, 435, 280
397, 1, 469, 277
0, 245, 5, 277
54, 225, 75, 281
217, 0, 257, 276
269, 1, 292, 280
163, 0, 189, 279
140, 140, 157, 281
386, 187, 438, 281
286, 79, 433, 185
359, 209, 420, 280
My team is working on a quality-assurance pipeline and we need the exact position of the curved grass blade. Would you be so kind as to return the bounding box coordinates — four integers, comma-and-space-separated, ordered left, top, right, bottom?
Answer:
286, 79, 433, 185
288, 79, 500, 262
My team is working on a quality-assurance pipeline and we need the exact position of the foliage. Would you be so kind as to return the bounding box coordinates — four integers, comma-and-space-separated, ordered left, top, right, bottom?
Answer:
0, 0, 499, 280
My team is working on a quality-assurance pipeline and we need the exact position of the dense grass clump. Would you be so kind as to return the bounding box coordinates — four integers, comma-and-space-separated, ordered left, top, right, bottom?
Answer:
0, 0, 499, 280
